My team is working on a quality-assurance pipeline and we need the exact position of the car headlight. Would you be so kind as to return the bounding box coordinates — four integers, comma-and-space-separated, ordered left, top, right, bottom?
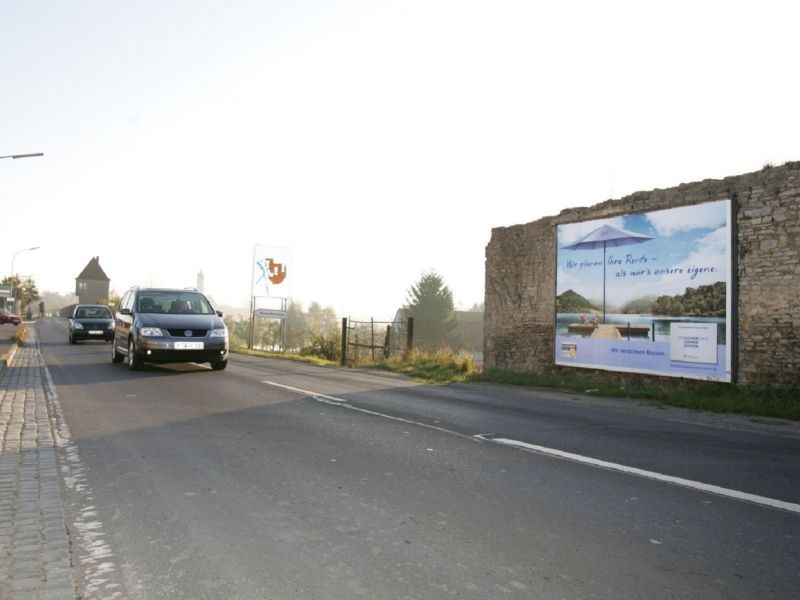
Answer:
73, 322, 84, 330
209, 328, 228, 338
140, 327, 164, 337
107, 322, 115, 330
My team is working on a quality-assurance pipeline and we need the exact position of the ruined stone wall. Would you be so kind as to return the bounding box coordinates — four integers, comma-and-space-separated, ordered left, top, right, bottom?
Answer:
484, 162, 800, 388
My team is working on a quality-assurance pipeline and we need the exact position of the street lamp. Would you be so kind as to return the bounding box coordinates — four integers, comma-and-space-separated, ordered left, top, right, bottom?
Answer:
0, 153, 44, 160
3, 153, 44, 314
10, 246, 41, 316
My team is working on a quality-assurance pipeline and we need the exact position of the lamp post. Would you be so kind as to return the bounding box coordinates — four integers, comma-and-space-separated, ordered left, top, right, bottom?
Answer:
0, 153, 44, 160
10, 246, 41, 316
3, 152, 44, 314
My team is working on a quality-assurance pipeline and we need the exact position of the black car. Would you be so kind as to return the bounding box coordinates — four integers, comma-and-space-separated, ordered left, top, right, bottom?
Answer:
69, 304, 114, 343
111, 287, 228, 371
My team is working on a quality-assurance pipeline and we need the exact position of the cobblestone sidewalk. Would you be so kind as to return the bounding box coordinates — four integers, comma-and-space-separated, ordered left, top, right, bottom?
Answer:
0, 329, 75, 600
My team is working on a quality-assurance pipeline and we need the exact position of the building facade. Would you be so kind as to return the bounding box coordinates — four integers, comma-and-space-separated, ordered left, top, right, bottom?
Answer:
75, 257, 110, 305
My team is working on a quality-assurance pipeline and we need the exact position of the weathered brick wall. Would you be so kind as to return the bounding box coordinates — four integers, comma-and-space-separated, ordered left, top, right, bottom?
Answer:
484, 162, 800, 388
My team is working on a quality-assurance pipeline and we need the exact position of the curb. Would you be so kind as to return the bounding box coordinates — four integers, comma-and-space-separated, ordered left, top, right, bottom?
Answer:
0, 342, 19, 370
0, 326, 26, 371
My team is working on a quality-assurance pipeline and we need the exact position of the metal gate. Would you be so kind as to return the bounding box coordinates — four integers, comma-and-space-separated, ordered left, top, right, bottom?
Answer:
340, 317, 414, 366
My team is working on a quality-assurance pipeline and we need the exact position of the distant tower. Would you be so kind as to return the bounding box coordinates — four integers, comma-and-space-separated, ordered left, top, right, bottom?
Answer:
75, 257, 110, 304
197, 270, 205, 293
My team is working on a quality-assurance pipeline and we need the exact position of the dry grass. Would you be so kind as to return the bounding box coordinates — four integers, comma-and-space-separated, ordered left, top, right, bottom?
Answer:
369, 348, 475, 382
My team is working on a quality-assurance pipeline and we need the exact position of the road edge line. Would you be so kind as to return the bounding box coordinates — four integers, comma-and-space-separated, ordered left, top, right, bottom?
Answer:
477, 435, 800, 515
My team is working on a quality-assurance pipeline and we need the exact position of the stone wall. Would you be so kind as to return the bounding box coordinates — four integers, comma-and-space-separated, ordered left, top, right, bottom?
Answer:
484, 162, 800, 388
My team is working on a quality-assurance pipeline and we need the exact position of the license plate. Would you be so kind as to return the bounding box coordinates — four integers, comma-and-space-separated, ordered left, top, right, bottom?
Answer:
174, 341, 204, 350
89, 330, 104, 335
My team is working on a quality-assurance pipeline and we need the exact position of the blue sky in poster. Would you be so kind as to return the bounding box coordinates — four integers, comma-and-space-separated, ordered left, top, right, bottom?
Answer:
556, 200, 729, 309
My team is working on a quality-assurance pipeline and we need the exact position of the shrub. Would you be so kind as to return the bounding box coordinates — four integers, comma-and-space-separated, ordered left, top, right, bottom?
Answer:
377, 347, 475, 381
301, 331, 341, 362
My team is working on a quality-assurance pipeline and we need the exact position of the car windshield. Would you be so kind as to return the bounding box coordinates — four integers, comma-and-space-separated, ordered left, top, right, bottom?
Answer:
137, 293, 214, 315
75, 307, 112, 319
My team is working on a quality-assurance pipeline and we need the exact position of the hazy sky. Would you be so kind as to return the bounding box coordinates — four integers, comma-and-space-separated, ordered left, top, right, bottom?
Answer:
2, 0, 798, 319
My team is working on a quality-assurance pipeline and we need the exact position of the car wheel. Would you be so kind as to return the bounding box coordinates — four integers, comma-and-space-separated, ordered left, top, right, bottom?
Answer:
210, 360, 228, 371
111, 337, 124, 363
128, 338, 142, 371
69, 333, 77, 344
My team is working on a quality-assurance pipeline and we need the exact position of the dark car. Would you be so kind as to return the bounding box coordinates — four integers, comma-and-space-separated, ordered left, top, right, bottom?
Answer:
111, 287, 228, 371
69, 304, 114, 343
0, 309, 22, 326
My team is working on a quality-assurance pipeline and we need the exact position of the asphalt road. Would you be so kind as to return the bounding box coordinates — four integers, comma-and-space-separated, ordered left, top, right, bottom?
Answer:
36, 318, 800, 599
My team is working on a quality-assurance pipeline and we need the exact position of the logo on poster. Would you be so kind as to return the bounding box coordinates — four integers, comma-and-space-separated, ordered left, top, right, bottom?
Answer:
670, 323, 717, 364
255, 257, 288, 293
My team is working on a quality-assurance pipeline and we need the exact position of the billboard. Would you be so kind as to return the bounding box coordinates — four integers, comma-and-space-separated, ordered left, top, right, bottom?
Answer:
555, 199, 732, 382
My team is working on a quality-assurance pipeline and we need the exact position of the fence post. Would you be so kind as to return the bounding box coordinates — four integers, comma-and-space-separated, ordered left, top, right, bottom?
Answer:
384, 325, 391, 359
406, 317, 414, 359
371, 318, 375, 363
340, 317, 348, 366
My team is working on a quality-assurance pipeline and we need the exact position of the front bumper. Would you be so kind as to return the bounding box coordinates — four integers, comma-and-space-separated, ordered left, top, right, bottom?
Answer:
73, 329, 113, 341
136, 336, 228, 364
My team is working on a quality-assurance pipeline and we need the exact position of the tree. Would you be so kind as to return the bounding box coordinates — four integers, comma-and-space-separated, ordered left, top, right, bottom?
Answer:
1, 275, 40, 313
284, 301, 307, 350
99, 290, 122, 312
39, 290, 79, 315
223, 315, 249, 349
306, 301, 339, 336
405, 271, 457, 350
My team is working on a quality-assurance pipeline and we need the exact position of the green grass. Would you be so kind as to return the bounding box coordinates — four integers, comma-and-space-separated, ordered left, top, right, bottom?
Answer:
473, 369, 800, 420
231, 347, 337, 367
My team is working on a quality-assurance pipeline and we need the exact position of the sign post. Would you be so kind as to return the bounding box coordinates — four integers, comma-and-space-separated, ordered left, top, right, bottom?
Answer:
249, 246, 292, 352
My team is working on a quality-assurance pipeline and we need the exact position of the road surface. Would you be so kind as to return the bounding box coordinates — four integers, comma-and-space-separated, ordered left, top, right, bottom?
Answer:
35, 318, 800, 599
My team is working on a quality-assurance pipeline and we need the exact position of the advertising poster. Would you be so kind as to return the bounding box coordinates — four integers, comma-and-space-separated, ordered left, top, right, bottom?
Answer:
555, 199, 732, 381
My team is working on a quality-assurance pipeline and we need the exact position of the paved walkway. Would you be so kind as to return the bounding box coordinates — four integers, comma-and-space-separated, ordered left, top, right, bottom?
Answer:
0, 329, 75, 600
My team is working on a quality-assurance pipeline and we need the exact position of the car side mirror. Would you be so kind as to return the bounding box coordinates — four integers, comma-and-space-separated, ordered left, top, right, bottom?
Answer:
216, 310, 224, 317
120, 308, 132, 316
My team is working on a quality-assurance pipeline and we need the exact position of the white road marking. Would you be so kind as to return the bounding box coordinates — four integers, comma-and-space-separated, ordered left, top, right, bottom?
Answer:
261, 380, 477, 441
476, 435, 800, 515
41, 341, 124, 598
263, 380, 347, 403
263, 380, 800, 515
